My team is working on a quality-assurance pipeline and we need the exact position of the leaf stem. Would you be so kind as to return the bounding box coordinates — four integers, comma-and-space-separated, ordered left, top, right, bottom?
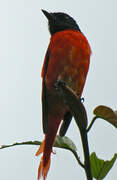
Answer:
70, 149, 85, 168
87, 116, 98, 132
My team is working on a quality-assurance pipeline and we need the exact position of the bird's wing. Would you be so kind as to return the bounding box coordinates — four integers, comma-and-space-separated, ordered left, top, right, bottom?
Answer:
42, 49, 50, 134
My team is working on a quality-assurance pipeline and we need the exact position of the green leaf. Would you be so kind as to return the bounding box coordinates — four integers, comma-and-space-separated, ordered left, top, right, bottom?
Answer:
93, 105, 117, 128
54, 135, 77, 152
90, 152, 117, 180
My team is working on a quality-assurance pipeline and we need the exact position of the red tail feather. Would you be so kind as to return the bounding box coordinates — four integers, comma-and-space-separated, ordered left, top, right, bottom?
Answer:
36, 117, 61, 180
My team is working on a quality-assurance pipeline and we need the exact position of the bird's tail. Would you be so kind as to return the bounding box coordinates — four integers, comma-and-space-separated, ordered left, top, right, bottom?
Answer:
36, 116, 61, 180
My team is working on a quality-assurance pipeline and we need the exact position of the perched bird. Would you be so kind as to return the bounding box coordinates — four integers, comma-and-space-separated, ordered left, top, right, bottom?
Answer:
36, 10, 91, 180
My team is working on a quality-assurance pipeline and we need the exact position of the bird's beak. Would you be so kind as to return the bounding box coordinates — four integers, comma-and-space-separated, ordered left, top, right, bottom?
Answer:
42, 10, 53, 21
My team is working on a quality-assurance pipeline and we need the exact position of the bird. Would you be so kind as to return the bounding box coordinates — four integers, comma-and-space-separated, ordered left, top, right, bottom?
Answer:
35, 9, 91, 180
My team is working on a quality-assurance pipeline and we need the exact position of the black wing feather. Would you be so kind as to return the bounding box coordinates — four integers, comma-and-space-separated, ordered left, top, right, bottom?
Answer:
42, 49, 50, 134
59, 112, 72, 137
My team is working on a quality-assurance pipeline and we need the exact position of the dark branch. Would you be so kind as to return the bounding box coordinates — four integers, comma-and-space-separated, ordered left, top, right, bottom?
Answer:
55, 80, 92, 180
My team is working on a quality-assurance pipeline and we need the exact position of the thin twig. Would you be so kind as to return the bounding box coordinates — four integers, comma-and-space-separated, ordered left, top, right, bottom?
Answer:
70, 149, 85, 168
54, 144, 85, 168
0, 141, 41, 150
87, 116, 98, 132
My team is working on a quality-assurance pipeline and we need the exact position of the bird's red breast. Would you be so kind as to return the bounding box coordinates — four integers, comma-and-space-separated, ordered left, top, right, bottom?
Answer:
42, 30, 91, 96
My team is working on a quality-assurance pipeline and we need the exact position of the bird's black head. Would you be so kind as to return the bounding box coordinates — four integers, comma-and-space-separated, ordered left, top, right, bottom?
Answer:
42, 10, 81, 35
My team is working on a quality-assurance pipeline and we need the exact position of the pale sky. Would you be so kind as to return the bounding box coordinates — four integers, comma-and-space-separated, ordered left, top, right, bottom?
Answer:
0, 0, 117, 180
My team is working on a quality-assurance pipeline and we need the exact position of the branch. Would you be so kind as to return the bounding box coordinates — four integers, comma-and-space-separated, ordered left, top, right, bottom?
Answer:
0, 141, 41, 150
87, 116, 98, 132
0, 138, 84, 168
56, 80, 92, 180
